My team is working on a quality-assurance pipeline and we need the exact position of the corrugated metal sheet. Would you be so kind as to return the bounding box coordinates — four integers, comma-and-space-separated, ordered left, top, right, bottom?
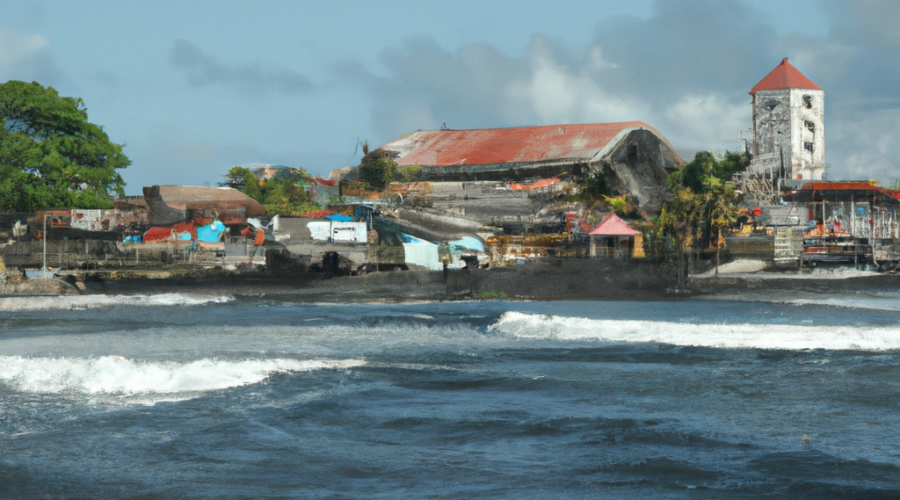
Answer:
383, 122, 666, 168
800, 182, 880, 191
509, 177, 561, 191
750, 58, 821, 95
299, 210, 336, 219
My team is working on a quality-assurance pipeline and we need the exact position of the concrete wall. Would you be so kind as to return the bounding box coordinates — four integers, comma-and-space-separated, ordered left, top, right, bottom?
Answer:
595, 129, 677, 209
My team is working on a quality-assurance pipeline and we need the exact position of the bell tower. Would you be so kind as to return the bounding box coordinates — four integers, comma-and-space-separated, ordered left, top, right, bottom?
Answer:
749, 58, 825, 181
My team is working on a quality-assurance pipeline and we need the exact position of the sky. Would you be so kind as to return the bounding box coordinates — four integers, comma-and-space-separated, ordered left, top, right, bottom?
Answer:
1, 0, 898, 194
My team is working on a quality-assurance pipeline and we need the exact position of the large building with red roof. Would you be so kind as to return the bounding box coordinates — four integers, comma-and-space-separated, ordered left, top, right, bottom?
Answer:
379, 121, 682, 208
750, 58, 825, 181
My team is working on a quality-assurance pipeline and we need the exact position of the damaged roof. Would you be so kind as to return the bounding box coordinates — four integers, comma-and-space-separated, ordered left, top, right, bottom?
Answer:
382, 122, 671, 167
750, 58, 821, 95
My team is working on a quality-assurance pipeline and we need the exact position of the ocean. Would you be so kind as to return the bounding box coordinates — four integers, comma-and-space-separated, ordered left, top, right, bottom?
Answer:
2, 291, 900, 499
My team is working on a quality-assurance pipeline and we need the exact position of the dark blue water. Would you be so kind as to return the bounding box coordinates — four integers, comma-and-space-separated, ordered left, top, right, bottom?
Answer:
3, 293, 900, 498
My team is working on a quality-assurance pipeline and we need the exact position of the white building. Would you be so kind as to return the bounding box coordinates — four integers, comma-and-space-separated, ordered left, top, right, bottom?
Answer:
749, 58, 825, 181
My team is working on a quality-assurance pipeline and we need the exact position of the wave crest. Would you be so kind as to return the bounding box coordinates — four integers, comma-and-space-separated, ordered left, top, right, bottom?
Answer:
0, 293, 234, 311
0, 356, 365, 394
489, 311, 900, 351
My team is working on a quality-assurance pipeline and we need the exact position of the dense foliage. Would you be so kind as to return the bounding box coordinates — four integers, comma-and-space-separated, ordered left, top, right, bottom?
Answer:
223, 166, 320, 216
653, 151, 745, 282
357, 149, 396, 190
666, 151, 750, 193
0, 81, 129, 211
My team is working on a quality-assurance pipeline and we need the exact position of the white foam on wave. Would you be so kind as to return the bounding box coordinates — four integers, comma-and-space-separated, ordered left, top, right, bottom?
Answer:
0, 356, 365, 395
0, 293, 234, 311
783, 295, 900, 313
489, 311, 900, 351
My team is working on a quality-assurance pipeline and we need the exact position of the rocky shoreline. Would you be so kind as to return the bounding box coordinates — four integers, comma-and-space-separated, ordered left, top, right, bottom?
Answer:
4, 258, 897, 303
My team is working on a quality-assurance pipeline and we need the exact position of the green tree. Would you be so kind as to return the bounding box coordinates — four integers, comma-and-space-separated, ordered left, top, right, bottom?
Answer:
223, 166, 262, 200
656, 154, 740, 281
358, 149, 396, 190
656, 188, 701, 288
222, 165, 320, 216
714, 151, 751, 181
668, 151, 716, 193
698, 179, 738, 275
668, 150, 751, 194
0, 81, 129, 211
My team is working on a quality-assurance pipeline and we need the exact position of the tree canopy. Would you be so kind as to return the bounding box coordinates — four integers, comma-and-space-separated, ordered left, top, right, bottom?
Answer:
223, 166, 320, 216
357, 149, 396, 190
0, 81, 130, 211
667, 151, 750, 194
653, 151, 743, 280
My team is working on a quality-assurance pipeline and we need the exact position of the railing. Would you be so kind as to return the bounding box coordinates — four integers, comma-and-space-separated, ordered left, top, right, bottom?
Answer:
591, 247, 632, 258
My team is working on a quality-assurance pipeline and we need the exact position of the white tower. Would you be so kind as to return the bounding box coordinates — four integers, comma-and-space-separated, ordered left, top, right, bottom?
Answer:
749, 58, 825, 181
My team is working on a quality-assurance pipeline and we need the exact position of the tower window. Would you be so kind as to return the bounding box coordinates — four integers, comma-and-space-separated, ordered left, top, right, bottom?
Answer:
804, 120, 815, 132
764, 100, 779, 111
804, 142, 814, 153
802, 95, 813, 109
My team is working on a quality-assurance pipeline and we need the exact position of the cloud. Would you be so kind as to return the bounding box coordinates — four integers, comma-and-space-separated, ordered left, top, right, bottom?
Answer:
168, 39, 313, 94
0, 27, 61, 83
338, 0, 900, 182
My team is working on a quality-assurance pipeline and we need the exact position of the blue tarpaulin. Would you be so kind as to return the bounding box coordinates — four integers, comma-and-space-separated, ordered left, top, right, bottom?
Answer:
197, 220, 226, 242
448, 236, 484, 253
325, 214, 352, 222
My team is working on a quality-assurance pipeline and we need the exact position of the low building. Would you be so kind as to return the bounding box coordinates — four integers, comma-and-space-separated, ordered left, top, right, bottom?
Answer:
143, 185, 266, 226
380, 121, 681, 209
588, 214, 642, 258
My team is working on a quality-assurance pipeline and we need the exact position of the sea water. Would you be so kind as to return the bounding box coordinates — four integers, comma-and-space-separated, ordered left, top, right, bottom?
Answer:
2, 292, 900, 498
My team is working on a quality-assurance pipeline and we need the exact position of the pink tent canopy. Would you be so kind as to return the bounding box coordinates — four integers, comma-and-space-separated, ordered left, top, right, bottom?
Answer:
588, 213, 639, 236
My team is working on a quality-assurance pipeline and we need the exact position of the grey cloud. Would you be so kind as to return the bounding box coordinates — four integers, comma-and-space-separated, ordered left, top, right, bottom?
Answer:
338, 0, 900, 181
168, 39, 313, 94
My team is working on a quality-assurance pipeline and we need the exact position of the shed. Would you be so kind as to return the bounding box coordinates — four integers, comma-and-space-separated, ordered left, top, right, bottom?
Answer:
587, 214, 642, 258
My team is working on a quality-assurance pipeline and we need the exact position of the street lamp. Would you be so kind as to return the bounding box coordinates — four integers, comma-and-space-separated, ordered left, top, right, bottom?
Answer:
42, 212, 51, 278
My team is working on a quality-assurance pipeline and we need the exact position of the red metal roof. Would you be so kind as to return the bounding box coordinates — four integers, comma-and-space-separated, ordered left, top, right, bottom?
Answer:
143, 222, 196, 242
800, 182, 880, 191
883, 189, 900, 200
589, 213, 639, 236
383, 122, 665, 167
314, 177, 337, 187
750, 58, 821, 95
509, 177, 561, 191
299, 209, 336, 219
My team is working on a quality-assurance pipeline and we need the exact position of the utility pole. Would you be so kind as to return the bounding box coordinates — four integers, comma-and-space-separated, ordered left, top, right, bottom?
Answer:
42, 213, 49, 278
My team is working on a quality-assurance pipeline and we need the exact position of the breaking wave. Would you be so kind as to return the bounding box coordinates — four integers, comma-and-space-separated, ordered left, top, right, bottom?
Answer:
0, 356, 366, 395
489, 311, 900, 351
0, 293, 234, 311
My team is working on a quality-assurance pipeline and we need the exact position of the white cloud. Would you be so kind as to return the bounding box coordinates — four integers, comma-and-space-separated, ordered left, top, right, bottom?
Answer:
0, 28, 59, 82
663, 94, 749, 150
829, 107, 900, 182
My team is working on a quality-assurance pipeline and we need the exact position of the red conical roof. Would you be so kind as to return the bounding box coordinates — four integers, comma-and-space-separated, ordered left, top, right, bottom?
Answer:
749, 58, 821, 95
